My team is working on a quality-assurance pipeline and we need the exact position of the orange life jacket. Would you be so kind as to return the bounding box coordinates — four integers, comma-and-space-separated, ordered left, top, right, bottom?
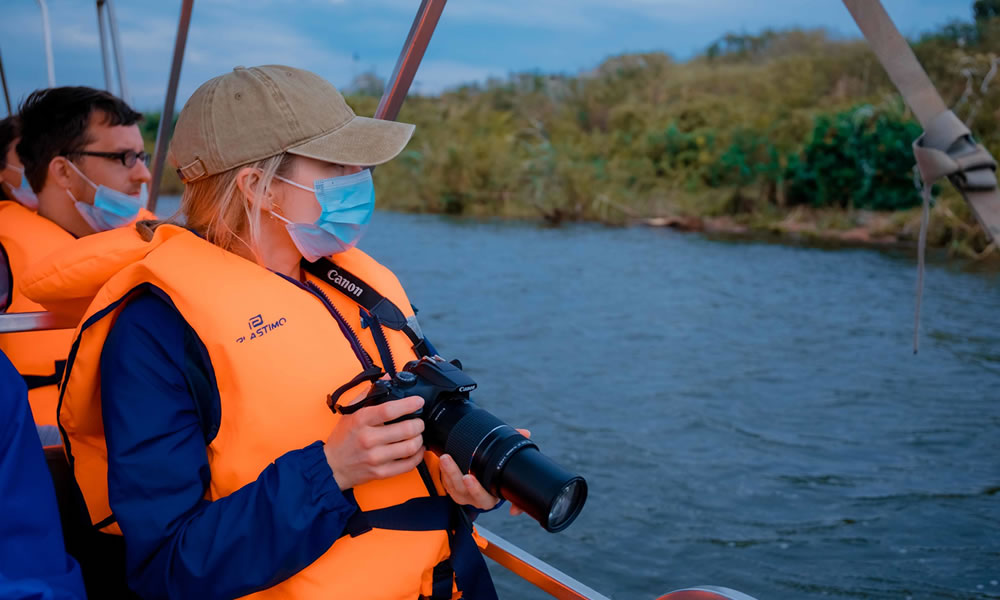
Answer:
22, 223, 486, 600
0, 200, 76, 426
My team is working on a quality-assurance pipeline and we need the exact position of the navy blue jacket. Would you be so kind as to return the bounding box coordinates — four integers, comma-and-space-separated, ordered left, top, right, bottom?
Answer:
100, 292, 357, 600
0, 350, 85, 600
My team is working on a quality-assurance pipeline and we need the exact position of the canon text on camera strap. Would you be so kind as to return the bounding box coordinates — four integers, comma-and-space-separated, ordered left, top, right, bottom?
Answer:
302, 258, 432, 358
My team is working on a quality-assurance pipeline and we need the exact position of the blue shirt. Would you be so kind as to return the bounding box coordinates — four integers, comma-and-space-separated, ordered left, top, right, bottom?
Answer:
0, 350, 85, 600
100, 291, 357, 600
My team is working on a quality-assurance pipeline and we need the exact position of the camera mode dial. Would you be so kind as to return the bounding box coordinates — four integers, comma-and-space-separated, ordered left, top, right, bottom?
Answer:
395, 371, 418, 387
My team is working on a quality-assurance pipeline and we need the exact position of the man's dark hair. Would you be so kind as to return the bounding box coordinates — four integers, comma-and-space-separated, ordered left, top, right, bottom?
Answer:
16, 86, 142, 193
0, 115, 20, 171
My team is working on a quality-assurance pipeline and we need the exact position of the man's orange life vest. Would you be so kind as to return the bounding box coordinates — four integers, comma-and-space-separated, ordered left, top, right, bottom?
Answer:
0, 200, 76, 426
22, 223, 483, 600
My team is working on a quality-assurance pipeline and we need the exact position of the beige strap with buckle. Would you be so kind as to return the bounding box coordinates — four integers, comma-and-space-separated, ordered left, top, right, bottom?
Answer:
843, 0, 999, 242
843, 0, 999, 352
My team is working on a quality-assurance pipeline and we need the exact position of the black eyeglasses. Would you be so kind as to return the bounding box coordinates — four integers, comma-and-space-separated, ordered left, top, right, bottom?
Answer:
64, 150, 151, 168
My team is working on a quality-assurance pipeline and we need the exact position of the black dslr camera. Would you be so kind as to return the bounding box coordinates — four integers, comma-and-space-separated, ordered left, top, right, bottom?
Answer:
333, 356, 587, 533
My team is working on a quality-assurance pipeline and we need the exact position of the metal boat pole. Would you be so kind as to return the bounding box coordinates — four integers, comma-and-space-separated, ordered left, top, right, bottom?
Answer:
106, 0, 130, 103
96, 1, 114, 92
36, 0, 56, 86
148, 0, 194, 214
367, 0, 446, 173
0, 48, 12, 115
373, 0, 447, 123
477, 526, 611, 600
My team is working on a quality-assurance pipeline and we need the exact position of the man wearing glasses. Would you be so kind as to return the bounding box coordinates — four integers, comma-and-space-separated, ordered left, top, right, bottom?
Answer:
0, 86, 151, 428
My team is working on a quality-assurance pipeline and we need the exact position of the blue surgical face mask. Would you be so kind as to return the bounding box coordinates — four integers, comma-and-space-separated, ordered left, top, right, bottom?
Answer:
65, 160, 146, 232
5, 164, 38, 210
271, 169, 375, 262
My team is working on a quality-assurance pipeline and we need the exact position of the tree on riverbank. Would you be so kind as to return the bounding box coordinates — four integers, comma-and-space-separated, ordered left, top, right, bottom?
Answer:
148, 2, 999, 257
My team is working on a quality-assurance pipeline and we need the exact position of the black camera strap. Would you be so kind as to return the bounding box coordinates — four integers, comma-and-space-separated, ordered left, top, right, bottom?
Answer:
361, 310, 399, 376
303, 258, 432, 358
326, 365, 385, 414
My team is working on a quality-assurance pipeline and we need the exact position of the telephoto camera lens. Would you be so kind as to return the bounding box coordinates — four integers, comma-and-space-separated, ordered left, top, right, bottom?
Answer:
342, 358, 590, 532
423, 397, 587, 533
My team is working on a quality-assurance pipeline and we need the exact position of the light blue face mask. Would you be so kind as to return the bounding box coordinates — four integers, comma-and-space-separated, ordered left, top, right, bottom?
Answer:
5, 164, 38, 210
66, 160, 146, 232
272, 169, 375, 262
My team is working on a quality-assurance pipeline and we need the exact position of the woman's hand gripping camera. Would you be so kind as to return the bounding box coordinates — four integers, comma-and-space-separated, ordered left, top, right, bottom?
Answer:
323, 384, 527, 514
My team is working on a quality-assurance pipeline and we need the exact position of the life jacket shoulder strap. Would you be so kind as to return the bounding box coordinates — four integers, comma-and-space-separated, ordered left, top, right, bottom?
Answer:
22, 359, 66, 390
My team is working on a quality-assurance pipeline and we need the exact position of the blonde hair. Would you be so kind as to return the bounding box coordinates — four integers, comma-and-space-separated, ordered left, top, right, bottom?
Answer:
175, 153, 293, 258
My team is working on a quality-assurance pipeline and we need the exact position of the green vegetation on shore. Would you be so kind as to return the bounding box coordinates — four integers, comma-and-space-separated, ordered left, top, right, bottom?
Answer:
148, 1, 1000, 258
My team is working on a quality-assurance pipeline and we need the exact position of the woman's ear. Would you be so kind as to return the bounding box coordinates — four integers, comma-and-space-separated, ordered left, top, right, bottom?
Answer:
235, 166, 276, 212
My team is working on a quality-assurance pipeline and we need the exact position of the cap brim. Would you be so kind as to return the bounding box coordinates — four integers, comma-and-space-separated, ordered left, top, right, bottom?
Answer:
286, 116, 415, 167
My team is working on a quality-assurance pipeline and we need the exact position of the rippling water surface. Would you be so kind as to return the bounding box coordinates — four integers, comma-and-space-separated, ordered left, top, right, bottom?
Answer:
164, 199, 1000, 599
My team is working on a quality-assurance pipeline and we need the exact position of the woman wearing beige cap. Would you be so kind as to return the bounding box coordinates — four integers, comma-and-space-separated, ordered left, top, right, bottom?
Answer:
23, 65, 509, 599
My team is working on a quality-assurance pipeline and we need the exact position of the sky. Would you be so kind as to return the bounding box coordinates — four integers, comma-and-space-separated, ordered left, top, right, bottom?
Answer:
0, 0, 976, 114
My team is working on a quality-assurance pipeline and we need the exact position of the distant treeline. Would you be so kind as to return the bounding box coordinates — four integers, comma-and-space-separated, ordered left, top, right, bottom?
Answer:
147, 1, 1000, 254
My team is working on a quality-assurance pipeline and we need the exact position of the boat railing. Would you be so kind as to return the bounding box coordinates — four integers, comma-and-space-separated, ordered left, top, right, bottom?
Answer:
477, 525, 612, 600
0, 312, 75, 333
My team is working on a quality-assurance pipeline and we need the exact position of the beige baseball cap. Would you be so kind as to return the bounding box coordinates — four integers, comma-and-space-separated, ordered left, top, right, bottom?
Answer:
168, 65, 415, 183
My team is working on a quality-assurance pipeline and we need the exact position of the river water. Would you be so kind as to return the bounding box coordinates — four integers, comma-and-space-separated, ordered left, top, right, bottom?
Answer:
161, 200, 1000, 599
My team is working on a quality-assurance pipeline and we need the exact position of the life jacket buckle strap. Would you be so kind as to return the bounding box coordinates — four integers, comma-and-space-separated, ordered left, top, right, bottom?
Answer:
22, 359, 67, 390
424, 560, 456, 600
342, 510, 373, 538
340, 490, 374, 537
